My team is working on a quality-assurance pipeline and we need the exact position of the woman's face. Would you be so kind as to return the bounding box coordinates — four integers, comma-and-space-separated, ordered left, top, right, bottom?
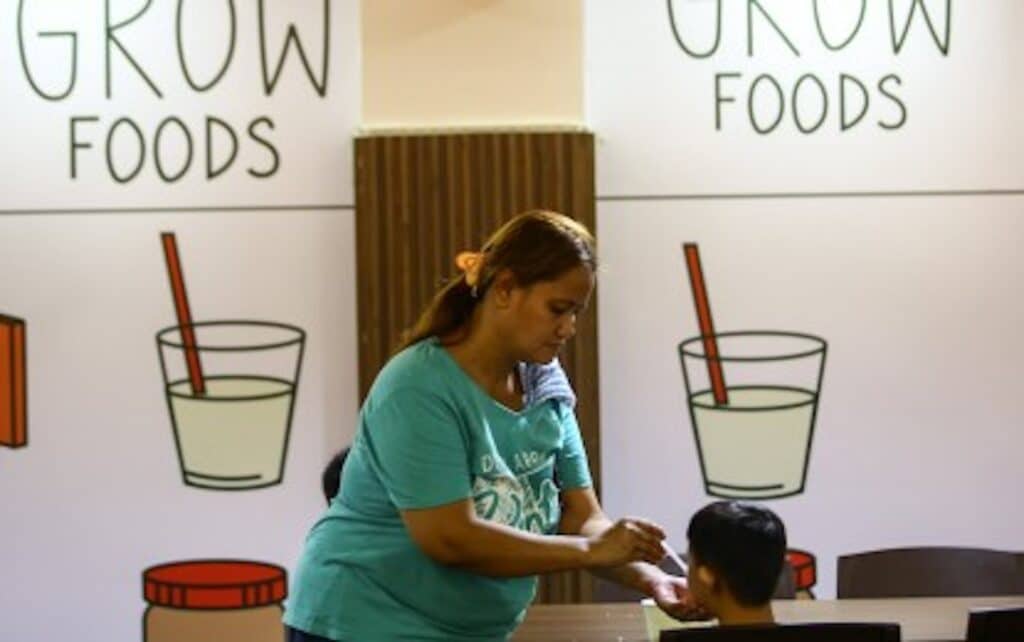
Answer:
497, 265, 594, 364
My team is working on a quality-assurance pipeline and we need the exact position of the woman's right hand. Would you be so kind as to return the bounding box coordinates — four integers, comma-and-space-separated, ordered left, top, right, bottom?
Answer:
584, 517, 666, 568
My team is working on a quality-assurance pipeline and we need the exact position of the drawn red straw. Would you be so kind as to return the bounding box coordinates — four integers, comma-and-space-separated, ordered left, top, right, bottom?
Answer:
161, 232, 206, 396
683, 243, 728, 405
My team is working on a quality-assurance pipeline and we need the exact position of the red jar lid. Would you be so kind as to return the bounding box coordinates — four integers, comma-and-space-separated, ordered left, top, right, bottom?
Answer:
143, 560, 287, 609
786, 549, 817, 590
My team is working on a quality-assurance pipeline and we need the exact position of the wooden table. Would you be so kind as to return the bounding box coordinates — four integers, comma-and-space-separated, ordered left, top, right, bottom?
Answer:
513, 596, 1024, 642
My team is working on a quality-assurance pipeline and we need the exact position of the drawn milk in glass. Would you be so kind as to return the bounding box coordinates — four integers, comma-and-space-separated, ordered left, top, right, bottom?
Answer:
157, 321, 305, 490
679, 331, 826, 499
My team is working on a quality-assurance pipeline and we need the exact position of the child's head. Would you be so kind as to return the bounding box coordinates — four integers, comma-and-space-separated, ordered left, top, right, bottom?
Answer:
322, 447, 350, 505
686, 501, 786, 616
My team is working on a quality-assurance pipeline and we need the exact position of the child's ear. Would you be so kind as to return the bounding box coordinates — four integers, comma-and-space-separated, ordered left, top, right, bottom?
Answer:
697, 565, 718, 591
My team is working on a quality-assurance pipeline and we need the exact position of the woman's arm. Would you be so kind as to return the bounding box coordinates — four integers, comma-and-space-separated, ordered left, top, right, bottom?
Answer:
558, 487, 673, 595
400, 497, 665, 577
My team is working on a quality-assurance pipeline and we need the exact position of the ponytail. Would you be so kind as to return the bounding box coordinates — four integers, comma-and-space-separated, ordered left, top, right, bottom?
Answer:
398, 277, 479, 350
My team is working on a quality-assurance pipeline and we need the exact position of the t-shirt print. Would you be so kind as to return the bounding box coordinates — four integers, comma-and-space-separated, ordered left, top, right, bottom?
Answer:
471, 452, 560, 534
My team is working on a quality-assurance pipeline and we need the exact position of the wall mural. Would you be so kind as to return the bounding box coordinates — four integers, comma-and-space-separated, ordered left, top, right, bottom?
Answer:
679, 244, 825, 600
11, 0, 340, 199
787, 549, 818, 600
157, 233, 306, 490
4, 3, 1021, 639
142, 559, 287, 642
680, 243, 827, 500
0, 313, 27, 449
591, 0, 1023, 605
1, 2, 359, 639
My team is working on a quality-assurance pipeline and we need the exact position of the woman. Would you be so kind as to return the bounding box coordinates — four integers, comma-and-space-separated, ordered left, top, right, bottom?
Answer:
285, 211, 698, 641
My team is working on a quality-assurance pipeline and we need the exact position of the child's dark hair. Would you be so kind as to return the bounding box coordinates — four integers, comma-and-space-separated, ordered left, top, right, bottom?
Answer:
687, 501, 786, 606
322, 447, 350, 505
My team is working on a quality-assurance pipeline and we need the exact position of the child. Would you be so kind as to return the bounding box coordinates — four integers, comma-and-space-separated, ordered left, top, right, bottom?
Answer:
686, 501, 787, 626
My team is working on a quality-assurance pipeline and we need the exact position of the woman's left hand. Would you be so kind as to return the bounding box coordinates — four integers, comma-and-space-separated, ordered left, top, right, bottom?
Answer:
646, 573, 710, 621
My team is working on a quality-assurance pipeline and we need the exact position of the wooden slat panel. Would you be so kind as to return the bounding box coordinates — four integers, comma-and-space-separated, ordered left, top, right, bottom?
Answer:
355, 132, 598, 603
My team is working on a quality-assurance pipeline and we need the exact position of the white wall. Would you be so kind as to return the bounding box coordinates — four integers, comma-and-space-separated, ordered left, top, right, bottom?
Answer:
588, 0, 1024, 597
362, 0, 583, 130
0, 2, 360, 640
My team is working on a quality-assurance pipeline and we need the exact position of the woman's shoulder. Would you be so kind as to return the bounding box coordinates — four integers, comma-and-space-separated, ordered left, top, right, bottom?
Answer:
366, 338, 451, 403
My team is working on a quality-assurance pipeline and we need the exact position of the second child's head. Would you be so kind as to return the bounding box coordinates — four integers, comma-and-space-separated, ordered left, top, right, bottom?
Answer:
686, 501, 786, 622
322, 447, 351, 505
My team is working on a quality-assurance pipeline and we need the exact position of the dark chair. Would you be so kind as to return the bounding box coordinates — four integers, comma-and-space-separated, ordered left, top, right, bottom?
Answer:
1017, 553, 1024, 592
837, 547, 1020, 598
966, 607, 1024, 642
660, 622, 901, 642
591, 549, 796, 602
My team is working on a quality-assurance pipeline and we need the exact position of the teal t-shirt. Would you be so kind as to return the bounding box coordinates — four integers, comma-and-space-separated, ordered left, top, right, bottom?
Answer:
284, 338, 593, 641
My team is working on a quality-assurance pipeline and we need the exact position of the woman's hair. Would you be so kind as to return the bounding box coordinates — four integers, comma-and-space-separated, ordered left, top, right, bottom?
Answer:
399, 210, 596, 350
